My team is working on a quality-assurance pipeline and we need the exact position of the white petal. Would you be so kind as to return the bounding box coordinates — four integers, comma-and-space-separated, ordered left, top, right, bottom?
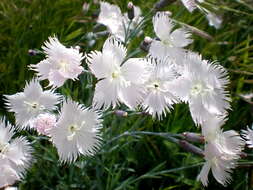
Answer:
102, 37, 127, 65
142, 91, 171, 119
48, 70, 66, 87
149, 41, 170, 60
153, 12, 174, 41
180, 0, 197, 12
92, 79, 120, 109
97, 2, 123, 31
121, 58, 148, 84
211, 160, 232, 186
170, 28, 193, 47
197, 161, 211, 186
6, 137, 33, 169
0, 164, 20, 188
170, 77, 192, 102
29, 59, 52, 80
119, 84, 144, 109
87, 51, 115, 79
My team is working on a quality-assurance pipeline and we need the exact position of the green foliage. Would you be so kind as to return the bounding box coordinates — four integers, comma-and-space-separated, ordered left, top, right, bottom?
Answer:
1, 0, 253, 189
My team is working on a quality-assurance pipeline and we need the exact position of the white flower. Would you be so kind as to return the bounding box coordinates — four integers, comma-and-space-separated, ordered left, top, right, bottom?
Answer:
141, 58, 179, 119
206, 13, 222, 29
0, 119, 33, 188
86, 37, 148, 109
171, 52, 230, 125
49, 99, 102, 163
198, 116, 245, 186
32, 113, 57, 136
149, 12, 193, 60
29, 36, 84, 88
241, 125, 253, 148
97, 2, 125, 41
5, 79, 62, 130
180, 0, 197, 12
180, 0, 205, 12
98, 2, 143, 42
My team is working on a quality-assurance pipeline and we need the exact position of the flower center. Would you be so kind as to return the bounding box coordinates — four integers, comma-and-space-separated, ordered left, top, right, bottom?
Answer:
67, 123, 83, 141
191, 83, 204, 96
58, 60, 70, 73
162, 37, 174, 47
147, 80, 164, 92
24, 101, 45, 113
153, 83, 159, 88
111, 70, 121, 79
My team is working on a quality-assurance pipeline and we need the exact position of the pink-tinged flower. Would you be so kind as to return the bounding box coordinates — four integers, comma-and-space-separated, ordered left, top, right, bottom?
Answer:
171, 52, 230, 125
149, 12, 192, 60
141, 58, 179, 119
86, 37, 148, 109
32, 113, 57, 136
49, 99, 102, 163
29, 36, 84, 88
5, 79, 62, 130
198, 116, 245, 186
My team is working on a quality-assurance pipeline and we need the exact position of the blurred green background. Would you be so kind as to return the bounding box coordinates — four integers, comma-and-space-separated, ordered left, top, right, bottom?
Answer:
1, 0, 253, 189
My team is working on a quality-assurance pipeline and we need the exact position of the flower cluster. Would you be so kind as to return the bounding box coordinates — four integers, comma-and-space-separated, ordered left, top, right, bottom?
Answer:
5, 79, 102, 164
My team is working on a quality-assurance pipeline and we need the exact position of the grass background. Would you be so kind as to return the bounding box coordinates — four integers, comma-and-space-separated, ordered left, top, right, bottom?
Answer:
0, 0, 253, 189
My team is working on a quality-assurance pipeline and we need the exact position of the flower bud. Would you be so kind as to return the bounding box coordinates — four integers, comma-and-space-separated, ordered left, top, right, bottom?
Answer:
140, 36, 153, 52
154, 0, 176, 10
82, 2, 90, 13
144, 36, 153, 44
114, 110, 128, 117
182, 132, 204, 143
28, 49, 37, 56
127, 2, 135, 20
179, 140, 204, 157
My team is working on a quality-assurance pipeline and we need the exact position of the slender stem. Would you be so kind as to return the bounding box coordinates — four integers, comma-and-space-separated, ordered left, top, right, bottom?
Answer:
105, 130, 182, 146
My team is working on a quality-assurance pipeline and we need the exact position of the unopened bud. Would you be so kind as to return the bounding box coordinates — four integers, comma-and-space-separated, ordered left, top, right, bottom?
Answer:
179, 140, 204, 157
140, 36, 153, 52
240, 152, 247, 158
182, 132, 204, 143
144, 36, 153, 44
93, 0, 99, 4
127, 2, 135, 20
114, 110, 128, 117
28, 49, 37, 56
154, 0, 176, 10
82, 3, 90, 13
